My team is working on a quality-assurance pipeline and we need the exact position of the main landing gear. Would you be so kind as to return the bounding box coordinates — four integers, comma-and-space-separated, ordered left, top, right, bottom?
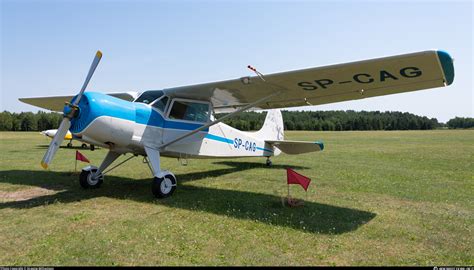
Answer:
144, 146, 177, 198
79, 151, 121, 190
78, 147, 177, 199
79, 166, 104, 188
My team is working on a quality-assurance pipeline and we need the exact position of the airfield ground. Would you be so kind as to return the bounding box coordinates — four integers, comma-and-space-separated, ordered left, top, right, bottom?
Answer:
0, 130, 472, 266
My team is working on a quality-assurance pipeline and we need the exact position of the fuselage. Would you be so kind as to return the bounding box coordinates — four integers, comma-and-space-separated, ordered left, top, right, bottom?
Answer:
69, 92, 277, 158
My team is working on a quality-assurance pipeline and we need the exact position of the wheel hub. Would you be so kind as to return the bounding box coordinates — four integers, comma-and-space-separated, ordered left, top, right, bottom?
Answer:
87, 172, 101, 185
160, 177, 173, 194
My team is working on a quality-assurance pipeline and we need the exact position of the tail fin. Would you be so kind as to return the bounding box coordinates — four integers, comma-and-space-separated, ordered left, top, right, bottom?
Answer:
255, 109, 284, 141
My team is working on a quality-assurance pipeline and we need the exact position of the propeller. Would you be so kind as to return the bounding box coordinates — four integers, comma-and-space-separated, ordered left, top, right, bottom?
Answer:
41, 51, 102, 169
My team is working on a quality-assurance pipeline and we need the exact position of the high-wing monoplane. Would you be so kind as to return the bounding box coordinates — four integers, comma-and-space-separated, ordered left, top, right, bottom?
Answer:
19, 50, 454, 198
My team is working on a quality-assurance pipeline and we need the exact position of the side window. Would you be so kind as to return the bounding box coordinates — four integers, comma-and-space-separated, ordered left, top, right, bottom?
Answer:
169, 100, 210, 123
152, 96, 169, 112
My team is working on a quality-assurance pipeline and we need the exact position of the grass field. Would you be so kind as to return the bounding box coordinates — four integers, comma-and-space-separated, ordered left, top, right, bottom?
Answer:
0, 130, 472, 266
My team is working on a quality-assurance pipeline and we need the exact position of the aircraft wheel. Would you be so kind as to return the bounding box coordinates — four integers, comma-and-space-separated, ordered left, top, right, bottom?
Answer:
80, 168, 104, 189
81, 143, 88, 149
90, 144, 95, 151
152, 173, 176, 198
67, 142, 73, 148
266, 158, 272, 167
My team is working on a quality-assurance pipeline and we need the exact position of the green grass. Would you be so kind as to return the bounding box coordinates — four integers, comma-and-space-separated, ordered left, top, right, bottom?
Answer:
0, 130, 472, 266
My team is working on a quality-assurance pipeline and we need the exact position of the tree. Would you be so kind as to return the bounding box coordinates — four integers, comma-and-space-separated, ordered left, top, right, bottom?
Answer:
0, 111, 13, 131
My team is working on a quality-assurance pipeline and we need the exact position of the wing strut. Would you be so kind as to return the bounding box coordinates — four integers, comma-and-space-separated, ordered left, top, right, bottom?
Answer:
157, 91, 282, 150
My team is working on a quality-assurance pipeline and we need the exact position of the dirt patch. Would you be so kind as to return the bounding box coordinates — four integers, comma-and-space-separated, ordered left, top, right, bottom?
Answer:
0, 187, 58, 202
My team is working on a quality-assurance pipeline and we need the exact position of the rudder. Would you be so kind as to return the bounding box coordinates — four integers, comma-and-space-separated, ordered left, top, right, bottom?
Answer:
255, 109, 284, 141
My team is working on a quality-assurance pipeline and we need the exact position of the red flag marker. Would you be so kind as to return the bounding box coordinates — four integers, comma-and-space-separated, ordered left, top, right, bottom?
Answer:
286, 168, 311, 191
76, 150, 90, 163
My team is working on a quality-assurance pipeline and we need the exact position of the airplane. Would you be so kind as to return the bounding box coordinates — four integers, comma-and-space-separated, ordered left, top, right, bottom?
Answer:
19, 50, 454, 198
40, 129, 96, 150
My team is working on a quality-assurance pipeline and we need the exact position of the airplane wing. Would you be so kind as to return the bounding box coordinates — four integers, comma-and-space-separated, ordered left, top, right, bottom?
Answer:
19, 91, 139, 112
162, 50, 454, 113
266, 140, 324, 155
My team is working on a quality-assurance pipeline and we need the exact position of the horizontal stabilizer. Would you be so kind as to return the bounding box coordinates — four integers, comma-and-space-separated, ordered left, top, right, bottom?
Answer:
265, 140, 324, 155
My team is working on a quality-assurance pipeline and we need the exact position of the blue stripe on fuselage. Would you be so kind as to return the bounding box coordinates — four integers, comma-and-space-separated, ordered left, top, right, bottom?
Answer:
205, 133, 234, 144
256, 146, 273, 153
204, 133, 274, 153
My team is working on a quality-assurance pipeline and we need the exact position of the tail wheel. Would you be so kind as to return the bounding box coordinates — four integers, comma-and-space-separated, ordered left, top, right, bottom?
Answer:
266, 158, 272, 167
152, 174, 176, 198
79, 168, 104, 189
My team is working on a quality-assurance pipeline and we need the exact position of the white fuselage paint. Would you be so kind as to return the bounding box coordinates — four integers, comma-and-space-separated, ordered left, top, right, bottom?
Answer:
74, 115, 278, 158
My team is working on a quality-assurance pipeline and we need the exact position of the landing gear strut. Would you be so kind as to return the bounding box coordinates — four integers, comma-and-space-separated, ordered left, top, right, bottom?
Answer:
77, 147, 177, 199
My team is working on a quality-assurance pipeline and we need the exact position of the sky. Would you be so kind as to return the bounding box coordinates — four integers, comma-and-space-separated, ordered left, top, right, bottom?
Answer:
1, 0, 472, 122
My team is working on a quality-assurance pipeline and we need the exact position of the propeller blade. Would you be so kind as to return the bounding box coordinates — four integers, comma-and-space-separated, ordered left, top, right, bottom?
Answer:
41, 118, 71, 169
73, 50, 102, 106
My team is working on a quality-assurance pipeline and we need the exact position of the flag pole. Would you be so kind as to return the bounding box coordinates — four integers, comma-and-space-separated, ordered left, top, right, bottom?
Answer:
287, 183, 290, 200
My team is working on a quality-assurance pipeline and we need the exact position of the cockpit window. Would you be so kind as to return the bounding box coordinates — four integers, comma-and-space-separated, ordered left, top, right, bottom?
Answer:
135, 90, 164, 104
151, 96, 169, 112
169, 100, 210, 123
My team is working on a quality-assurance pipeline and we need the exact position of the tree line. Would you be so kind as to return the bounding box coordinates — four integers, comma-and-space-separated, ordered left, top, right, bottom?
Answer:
446, 117, 474, 129
0, 111, 63, 131
217, 110, 444, 131
0, 110, 472, 131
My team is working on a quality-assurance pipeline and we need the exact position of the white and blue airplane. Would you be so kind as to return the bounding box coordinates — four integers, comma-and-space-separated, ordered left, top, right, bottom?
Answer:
20, 50, 454, 198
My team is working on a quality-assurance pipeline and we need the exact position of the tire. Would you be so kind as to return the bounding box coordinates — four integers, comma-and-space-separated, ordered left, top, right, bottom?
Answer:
90, 144, 95, 151
67, 142, 73, 148
81, 143, 88, 149
151, 174, 176, 198
79, 168, 104, 189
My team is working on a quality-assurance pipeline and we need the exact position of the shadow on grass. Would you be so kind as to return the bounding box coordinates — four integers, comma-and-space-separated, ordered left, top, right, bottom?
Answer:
35, 144, 100, 150
178, 160, 309, 183
0, 162, 375, 234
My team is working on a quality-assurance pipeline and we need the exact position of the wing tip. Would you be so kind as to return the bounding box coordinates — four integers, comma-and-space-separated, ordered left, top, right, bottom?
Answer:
436, 50, 455, 86
315, 141, 324, 151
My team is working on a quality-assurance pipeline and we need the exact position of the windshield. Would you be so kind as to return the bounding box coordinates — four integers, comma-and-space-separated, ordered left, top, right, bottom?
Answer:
135, 90, 164, 104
